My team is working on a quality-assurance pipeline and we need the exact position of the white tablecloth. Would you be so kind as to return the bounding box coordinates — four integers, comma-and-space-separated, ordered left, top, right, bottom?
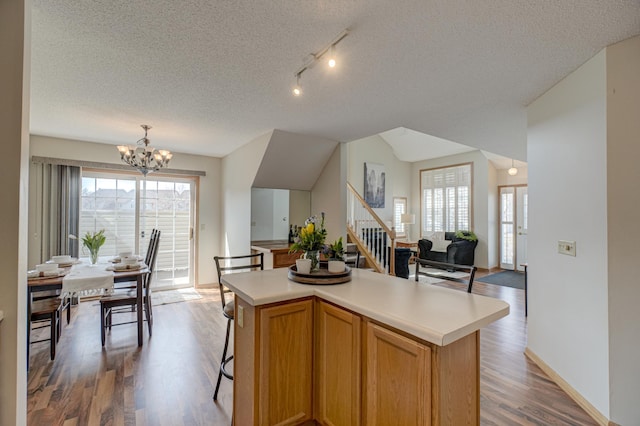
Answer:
62, 263, 114, 296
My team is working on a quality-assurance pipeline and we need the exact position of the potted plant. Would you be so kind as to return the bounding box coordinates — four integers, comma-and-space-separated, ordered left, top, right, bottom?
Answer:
326, 237, 346, 273
289, 213, 327, 271
454, 230, 478, 242
81, 229, 106, 264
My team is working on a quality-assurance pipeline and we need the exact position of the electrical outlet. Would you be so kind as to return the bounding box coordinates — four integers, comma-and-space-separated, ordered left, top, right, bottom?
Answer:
237, 305, 244, 328
558, 240, 576, 256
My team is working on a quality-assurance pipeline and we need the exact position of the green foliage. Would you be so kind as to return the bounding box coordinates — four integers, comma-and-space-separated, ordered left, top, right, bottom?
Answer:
455, 230, 477, 242
326, 237, 345, 261
81, 229, 106, 253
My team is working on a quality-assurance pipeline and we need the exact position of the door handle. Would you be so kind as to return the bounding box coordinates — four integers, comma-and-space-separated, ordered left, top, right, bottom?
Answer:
518, 232, 527, 235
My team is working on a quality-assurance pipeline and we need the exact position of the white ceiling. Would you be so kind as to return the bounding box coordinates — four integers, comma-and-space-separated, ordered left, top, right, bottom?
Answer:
30, 1, 640, 161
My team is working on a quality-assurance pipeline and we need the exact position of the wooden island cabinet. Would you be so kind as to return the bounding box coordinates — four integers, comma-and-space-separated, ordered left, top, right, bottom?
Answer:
224, 268, 508, 426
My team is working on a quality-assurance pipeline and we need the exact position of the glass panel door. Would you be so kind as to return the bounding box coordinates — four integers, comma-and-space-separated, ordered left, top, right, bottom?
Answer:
500, 185, 528, 271
80, 172, 195, 290
139, 178, 194, 290
515, 187, 528, 271
500, 187, 515, 270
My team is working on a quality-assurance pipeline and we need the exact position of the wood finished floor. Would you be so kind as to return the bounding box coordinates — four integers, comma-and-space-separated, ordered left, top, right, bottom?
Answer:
27, 278, 598, 425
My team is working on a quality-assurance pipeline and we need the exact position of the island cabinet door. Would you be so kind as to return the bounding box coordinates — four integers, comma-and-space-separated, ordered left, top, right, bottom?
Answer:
314, 301, 362, 426
258, 299, 314, 425
364, 322, 432, 426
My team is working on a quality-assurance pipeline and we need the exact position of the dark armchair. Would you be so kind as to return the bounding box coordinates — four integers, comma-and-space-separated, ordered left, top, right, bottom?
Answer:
418, 231, 477, 266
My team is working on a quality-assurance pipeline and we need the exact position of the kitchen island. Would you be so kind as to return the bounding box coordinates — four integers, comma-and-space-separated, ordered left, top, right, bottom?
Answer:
222, 267, 509, 426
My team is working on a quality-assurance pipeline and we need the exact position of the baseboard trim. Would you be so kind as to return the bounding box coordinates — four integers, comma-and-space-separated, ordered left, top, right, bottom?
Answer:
524, 347, 610, 426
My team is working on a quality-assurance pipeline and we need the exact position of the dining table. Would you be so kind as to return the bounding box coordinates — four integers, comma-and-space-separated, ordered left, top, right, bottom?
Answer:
27, 259, 151, 353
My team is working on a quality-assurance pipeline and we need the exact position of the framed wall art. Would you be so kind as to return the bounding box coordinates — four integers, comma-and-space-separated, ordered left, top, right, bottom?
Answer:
364, 162, 385, 208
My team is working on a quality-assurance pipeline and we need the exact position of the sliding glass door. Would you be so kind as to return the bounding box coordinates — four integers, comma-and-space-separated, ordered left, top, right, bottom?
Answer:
80, 171, 195, 290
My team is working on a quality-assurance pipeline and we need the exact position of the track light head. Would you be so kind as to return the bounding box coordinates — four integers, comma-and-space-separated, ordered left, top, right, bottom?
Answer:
327, 45, 336, 68
293, 74, 302, 96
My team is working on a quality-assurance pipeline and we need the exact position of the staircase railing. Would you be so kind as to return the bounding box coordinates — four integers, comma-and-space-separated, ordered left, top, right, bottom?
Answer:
346, 182, 396, 275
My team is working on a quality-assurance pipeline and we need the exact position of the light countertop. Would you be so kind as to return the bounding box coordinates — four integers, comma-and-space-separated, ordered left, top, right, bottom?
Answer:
250, 240, 292, 252
222, 268, 509, 346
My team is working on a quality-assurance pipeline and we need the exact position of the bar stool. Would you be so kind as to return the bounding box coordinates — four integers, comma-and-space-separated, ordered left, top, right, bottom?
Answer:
212, 253, 264, 401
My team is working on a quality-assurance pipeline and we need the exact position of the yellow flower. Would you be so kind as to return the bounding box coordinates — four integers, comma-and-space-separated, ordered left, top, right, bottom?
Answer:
289, 213, 328, 254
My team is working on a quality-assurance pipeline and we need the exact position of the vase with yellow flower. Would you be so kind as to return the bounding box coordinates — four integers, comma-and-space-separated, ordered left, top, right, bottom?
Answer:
289, 212, 327, 272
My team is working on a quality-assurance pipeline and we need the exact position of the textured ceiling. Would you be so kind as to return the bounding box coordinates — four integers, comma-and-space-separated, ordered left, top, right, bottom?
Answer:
30, 1, 640, 160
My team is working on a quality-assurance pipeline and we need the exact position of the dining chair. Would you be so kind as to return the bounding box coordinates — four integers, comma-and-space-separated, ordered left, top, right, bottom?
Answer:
113, 228, 159, 291
29, 292, 70, 361
99, 230, 161, 346
212, 253, 264, 401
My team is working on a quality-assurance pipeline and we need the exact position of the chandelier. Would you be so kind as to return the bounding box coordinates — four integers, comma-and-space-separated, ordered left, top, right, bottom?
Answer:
117, 125, 172, 176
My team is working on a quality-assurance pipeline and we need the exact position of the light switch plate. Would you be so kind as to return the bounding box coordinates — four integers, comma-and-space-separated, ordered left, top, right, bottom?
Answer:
558, 240, 576, 256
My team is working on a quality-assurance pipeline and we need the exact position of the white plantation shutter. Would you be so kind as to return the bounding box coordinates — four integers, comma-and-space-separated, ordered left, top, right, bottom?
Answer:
420, 164, 472, 235
393, 197, 407, 235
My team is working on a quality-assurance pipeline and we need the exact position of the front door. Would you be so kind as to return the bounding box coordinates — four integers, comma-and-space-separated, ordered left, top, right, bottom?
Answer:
499, 185, 528, 271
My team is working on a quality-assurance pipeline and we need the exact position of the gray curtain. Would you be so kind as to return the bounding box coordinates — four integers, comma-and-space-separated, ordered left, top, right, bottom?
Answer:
38, 164, 81, 261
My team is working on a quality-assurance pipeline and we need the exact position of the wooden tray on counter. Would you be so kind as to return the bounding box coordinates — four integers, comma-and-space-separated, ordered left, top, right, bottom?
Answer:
288, 263, 352, 285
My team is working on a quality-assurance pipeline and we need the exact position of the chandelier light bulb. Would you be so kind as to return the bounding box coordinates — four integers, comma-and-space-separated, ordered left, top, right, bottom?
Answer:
507, 159, 518, 176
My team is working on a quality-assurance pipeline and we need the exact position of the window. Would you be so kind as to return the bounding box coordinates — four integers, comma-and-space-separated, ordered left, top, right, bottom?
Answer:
420, 163, 472, 235
393, 197, 407, 236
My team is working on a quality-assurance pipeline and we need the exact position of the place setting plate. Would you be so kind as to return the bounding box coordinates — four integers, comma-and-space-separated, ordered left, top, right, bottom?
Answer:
46, 258, 79, 268
27, 268, 68, 280
107, 262, 146, 271
109, 255, 144, 264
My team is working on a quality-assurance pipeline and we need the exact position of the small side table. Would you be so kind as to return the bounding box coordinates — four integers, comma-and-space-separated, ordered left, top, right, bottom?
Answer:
521, 263, 528, 316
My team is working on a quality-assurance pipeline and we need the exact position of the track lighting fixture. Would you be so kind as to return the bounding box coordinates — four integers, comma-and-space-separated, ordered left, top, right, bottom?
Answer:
327, 45, 336, 68
292, 74, 302, 96
291, 28, 350, 96
508, 159, 518, 176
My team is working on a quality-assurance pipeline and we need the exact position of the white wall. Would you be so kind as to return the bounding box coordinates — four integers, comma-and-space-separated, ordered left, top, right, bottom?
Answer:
527, 50, 610, 417
0, 0, 29, 424
221, 132, 271, 256
28, 135, 222, 286
311, 143, 347, 244
223, 133, 345, 257
411, 150, 494, 269
487, 164, 499, 268
347, 134, 412, 233
606, 35, 640, 426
